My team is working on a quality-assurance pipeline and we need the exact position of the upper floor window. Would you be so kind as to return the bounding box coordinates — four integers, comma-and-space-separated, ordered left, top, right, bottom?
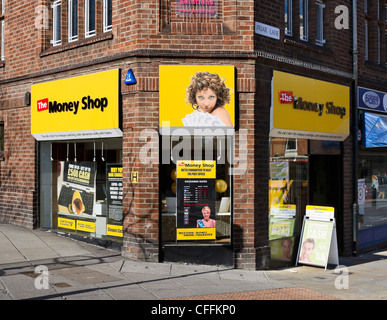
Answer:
300, 0, 309, 41
103, 0, 112, 32
285, 0, 293, 36
52, 0, 61, 46
85, 0, 96, 37
68, 0, 78, 42
316, 1, 325, 46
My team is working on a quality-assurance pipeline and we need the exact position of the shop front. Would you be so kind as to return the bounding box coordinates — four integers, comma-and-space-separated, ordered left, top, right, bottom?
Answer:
158, 65, 235, 266
31, 69, 123, 247
269, 71, 350, 267
357, 87, 387, 251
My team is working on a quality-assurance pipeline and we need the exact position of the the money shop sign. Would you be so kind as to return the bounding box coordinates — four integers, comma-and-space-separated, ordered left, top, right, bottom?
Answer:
31, 69, 122, 141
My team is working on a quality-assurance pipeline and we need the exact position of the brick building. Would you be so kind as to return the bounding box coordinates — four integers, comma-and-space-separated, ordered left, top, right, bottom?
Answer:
0, 0, 384, 270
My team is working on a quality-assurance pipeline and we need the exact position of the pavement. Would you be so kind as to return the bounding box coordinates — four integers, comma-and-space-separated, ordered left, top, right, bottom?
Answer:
0, 222, 386, 303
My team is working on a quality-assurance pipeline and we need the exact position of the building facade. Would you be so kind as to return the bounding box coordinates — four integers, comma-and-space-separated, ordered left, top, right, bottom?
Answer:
0, 0, 384, 270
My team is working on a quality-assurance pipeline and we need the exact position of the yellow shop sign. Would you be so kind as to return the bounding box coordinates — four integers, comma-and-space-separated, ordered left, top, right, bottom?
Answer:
271, 71, 350, 141
31, 69, 122, 141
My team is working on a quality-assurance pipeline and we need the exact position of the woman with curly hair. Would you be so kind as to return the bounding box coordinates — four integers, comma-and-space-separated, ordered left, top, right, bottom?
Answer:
184, 71, 233, 127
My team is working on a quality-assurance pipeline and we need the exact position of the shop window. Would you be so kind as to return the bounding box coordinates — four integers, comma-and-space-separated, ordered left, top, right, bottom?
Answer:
358, 151, 387, 230
45, 139, 123, 242
160, 135, 232, 245
269, 138, 308, 266
0, 123, 4, 160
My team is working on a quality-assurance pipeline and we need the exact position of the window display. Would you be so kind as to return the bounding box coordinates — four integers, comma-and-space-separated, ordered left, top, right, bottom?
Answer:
358, 150, 387, 229
161, 135, 232, 245
45, 138, 123, 241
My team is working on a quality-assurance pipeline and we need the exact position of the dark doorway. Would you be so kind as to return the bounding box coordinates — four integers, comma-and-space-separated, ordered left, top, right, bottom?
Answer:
309, 154, 343, 254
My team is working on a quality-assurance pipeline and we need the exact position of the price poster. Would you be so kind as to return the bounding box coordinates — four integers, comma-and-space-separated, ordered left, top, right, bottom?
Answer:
107, 164, 123, 223
176, 160, 216, 240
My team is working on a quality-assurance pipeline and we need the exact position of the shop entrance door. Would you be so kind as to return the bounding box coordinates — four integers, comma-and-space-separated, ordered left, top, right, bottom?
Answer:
309, 154, 343, 253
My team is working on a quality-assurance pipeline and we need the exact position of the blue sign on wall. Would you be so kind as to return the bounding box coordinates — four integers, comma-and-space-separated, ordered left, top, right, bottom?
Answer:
124, 69, 137, 85
358, 87, 387, 114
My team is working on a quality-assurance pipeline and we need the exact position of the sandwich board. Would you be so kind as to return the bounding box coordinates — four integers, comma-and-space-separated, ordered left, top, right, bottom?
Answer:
296, 205, 339, 270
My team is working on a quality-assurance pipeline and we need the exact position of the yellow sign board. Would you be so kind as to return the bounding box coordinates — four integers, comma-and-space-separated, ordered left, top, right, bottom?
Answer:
31, 69, 122, 140
106, 224, 123, 237
271, 71, 350, 141
176, 160, 216, 179
159, 65, 235, 132
176, 228, 216, 240
76, 220, 95, 233
58, 217, 76, 230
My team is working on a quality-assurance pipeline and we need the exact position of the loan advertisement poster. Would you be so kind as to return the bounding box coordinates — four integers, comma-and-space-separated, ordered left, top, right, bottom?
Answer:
176, 160, 216, 240
57, 161, 97, 233
297, 206, 336, 268
57, 161, 96, 216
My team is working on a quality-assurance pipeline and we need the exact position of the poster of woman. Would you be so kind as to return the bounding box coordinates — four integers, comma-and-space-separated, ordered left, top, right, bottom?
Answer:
159, 65, 235, 130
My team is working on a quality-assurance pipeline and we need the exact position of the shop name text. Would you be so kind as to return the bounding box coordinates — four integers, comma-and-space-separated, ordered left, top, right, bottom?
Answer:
279, 92, 346, 118
37, 96, 108, 115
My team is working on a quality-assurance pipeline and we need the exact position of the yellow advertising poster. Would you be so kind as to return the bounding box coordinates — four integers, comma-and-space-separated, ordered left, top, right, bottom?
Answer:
58, 217, 76, 230
271, 70, 350, 141
159, 65, 235, 131
176, 160, 216, 240
176, 160, 216, 179
177, 228, 216, 240
76, 220, 96, 233
106, 224, 123, 237
31, 69, 121, 140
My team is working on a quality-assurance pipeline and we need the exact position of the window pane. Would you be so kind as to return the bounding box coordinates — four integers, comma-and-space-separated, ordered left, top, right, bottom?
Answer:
104, 0, 112, 31
89, 0, 95, 32
53, 2, 61, 45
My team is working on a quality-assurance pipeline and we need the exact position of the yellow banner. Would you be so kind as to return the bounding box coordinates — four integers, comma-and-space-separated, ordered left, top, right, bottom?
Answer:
76, 220, 95, 233
176, 228, 216, 240
159, 65, 235, 129
31, 69, 121, 140
271, 71, 350, 141
106, 224, 123, 237
58, 217, 76, 230
176, 160, 216, 179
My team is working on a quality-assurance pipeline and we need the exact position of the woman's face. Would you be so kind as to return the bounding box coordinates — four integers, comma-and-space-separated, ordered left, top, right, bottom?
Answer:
195, 88, 217, 113
202, 207, 211, 220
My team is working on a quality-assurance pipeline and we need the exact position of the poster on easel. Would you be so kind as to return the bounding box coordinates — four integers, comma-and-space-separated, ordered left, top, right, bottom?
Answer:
296, 205, 339, 269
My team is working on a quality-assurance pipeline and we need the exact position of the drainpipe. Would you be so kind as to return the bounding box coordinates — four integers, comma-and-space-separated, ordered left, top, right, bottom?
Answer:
352, 0, 359, 255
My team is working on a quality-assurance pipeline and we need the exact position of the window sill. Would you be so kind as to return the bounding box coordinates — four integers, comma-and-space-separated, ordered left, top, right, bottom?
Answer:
40, 32, 113, 58
284, 36, 333, 56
